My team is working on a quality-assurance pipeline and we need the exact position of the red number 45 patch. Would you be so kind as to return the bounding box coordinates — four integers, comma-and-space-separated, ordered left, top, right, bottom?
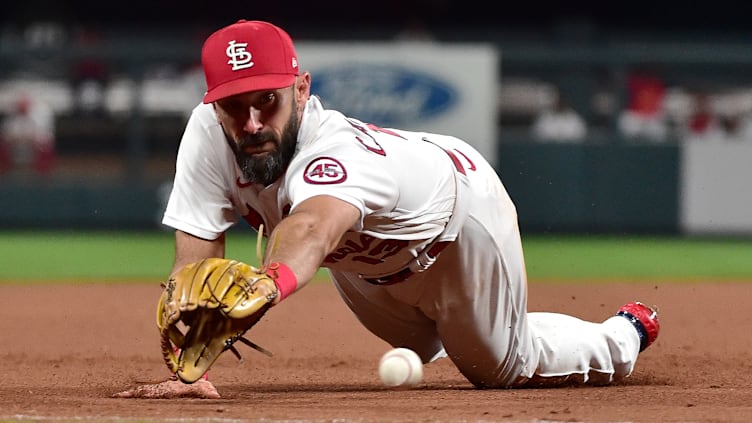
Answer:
304, 157, 348, 184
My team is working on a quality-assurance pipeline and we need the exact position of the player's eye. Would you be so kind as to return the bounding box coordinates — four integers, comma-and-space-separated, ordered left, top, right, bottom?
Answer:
258, 92, 276, 106
218, 100, 245, 114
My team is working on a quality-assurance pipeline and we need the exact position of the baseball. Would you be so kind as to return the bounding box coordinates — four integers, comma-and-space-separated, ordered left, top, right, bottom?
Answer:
378, 347, 423, 387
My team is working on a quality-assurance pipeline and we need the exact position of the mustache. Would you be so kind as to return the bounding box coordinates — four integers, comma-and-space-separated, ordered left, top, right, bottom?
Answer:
237, 133, 275, 149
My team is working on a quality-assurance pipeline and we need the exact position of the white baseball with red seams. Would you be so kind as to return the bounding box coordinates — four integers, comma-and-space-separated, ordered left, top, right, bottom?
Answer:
378, 348, 423, 387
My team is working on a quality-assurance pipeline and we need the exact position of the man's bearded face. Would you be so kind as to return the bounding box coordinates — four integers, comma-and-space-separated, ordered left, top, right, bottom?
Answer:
232, 105, 299, 186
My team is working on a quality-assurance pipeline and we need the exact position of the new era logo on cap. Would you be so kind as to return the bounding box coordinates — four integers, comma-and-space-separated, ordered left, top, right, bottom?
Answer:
201, 20, 299, 103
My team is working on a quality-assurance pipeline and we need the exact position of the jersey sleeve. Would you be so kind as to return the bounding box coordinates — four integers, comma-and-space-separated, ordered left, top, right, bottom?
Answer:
284, 141, 398, 232
161, 104, 238, 240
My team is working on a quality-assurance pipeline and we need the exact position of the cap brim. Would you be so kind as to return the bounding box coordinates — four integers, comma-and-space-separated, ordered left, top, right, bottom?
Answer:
203, 74, 297, 103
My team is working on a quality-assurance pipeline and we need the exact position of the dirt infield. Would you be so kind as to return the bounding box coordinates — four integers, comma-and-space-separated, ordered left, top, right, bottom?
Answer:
1, 280, 751, 423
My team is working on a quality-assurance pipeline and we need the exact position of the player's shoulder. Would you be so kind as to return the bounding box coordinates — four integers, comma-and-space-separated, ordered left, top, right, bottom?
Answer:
299, 104, 364, 151
178, 103, 227, 156
184, 102, 219, 128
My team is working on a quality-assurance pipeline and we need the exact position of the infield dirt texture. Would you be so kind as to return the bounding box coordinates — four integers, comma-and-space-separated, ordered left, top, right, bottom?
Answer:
1, 233, 751, 422
1, 278, 751, 422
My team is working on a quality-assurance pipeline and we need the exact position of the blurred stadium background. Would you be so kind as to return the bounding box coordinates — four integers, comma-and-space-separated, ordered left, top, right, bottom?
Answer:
2, 0, 751, 238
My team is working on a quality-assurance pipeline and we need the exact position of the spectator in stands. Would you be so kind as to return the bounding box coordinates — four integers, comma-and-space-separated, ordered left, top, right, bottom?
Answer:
530, 94, 588, 143
719, 112, 752, 143
70, 26, 109, 116
682, 91, 725, 143
0, 94, 56, 174
617, 70, 669, 142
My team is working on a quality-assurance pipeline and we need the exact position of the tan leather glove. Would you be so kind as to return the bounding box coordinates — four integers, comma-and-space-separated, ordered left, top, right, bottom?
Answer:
156, 258, 278, 383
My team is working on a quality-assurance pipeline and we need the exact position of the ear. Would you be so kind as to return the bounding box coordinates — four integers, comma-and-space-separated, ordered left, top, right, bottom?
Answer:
295, 72, 311, 109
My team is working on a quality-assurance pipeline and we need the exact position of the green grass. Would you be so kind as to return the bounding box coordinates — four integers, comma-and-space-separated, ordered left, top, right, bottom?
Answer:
1, 230, 751, 283
522, 234, 752, 281
0, 230, 267, 282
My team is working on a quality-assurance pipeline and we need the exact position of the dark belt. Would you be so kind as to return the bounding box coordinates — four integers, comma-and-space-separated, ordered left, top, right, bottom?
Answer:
363, 241, 452, 285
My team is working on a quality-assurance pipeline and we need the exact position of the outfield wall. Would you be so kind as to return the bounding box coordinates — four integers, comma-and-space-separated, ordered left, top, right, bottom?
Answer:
4, 141, 752, 236
4, 140, 746, 236
0, 183, 165, 230
498, 142, 680, 234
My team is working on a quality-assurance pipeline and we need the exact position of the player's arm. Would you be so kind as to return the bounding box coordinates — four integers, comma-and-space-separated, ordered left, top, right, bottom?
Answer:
171, 230, 226, 276
263, 194, 360, 302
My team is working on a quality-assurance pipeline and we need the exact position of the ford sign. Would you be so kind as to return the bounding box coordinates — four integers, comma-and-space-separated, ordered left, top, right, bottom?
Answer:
310, 64, 457, 126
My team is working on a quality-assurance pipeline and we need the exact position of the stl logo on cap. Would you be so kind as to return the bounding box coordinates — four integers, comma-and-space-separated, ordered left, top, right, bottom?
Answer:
226, 40, 254, 71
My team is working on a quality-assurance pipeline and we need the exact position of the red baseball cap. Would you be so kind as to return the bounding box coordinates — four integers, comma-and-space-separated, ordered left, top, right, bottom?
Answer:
201, 20, 299, 103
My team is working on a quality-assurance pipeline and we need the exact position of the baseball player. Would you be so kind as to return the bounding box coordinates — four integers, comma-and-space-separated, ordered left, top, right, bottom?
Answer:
118, 19, 659, 398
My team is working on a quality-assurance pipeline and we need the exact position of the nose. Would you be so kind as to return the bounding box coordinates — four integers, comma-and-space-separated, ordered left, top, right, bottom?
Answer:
244, 107, 263, 134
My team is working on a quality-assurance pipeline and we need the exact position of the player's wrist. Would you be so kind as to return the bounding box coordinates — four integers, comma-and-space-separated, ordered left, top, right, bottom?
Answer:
266, 262, 297, 302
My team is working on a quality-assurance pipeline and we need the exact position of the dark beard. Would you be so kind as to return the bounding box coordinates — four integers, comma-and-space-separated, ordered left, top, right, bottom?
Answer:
232, 108, 299, 186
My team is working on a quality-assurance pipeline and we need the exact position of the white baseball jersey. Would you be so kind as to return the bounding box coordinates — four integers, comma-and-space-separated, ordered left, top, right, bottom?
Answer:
163, 96, 645, 387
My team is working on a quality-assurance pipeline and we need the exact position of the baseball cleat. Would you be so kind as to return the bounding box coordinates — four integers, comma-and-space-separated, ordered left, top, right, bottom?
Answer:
616, 302, 660, 352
